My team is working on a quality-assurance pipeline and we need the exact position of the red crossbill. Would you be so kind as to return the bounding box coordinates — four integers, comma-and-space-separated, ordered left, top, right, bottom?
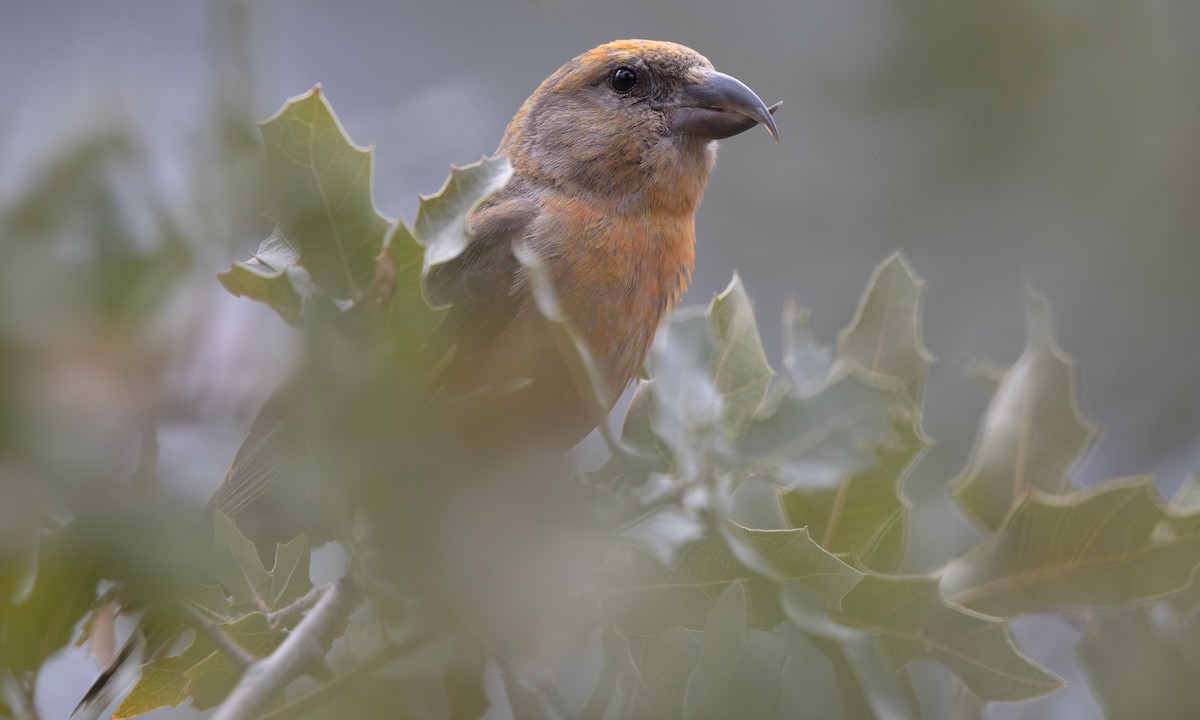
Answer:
213, 39, 778, 541
428, 39, 778, 441
77, 39, 776, 717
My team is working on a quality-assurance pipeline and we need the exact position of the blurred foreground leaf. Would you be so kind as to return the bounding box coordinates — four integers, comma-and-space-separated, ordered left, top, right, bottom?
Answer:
0, 526, 100, 674
1076, 609, 1200, 720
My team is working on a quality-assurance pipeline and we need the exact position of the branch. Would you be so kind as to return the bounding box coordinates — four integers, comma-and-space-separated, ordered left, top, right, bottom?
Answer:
265, 584, 329, 631
180, 603, 255, 670
213, 575, 360, 720
253, 626, 439, 720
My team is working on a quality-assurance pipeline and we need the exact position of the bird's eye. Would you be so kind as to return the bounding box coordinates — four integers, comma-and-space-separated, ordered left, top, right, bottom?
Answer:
610, 66, 638, 93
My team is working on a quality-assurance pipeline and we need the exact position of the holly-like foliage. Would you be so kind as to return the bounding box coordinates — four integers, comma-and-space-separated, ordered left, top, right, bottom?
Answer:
3, 87, 1199, 720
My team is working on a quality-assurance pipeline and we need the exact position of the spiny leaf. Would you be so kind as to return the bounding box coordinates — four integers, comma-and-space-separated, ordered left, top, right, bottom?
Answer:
833, 575, 1063, 702
259, 86, 390, 299
267, 534, 312, 611
417, 155, 513, 269
589, 379, 673, 488
709, 274, 774, 435
950, 290, 1098, 531
630, 277, 775, 484
219, 87, 392, 319
803, 634, 922, 720
212, 511, 271, 610
112, 642, 206, 718
943, 477, 1200, 615
212, 512, 312, 612
779, 412, 926, 572
581, 627, 635, 720
733, 366, 900, 491
778, 588, 922, 719
217, 230, 309, 326
601, 523, 862, 635
362, 221, 445, 351
617, 628, 702, 719
684, 582, 750, 720
115, 613, 285, 716
645, 312, 722, 480
837, 252, 934, 400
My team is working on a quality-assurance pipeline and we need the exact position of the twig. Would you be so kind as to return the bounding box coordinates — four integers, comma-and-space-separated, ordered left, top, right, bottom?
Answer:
213, 575, 361, 720
252, 625, 440, 720
180, 603, 255, 670
266, 584, 329, 631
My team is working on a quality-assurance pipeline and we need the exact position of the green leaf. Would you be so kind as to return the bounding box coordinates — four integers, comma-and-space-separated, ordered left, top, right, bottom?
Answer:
808, 634, 922, 720
733, 366, 899, 490
212, 512, 271, 609
417, 155, 513, 270
365, 221, 445, 352
629, 278, 774, 483
779, 412, 925, 572
836, 252, 934, 400
684, 581, 749, 720
617, 629, 702, 719
644, 312, 722, 477
833, 574, 1062, 702
219, 87, 392, 322
778, 588, 921, 720
112, 640, 207, 718
1076, 609, 1200, 720
601, 523, 862, 635
258, 86, 391, 300
708, 274, 774, 435
114, 613, 285, 716
943, 478, 1200, 615
589, 378, 674, 488
580, 627, 634, 720
268, 534, 313, 610
212, 512, 312, 612
0, 525, 100, 673
216, 230, 310, 326
950, 291, 1098, 531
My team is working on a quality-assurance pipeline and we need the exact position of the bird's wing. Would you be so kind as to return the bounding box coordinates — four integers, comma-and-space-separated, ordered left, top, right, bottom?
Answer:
206, 385, 321, 549
424, 193, 539, 374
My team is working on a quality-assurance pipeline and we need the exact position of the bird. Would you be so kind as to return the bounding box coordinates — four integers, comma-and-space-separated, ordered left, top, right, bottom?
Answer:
209, 38, 778, 549
77, 39, 777, 716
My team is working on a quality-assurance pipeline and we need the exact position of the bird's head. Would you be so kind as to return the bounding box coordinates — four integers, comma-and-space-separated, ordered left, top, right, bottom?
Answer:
501, 40, 778, 213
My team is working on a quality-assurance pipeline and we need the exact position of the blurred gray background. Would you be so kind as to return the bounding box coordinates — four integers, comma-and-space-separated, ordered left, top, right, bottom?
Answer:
3, 0, 1197, 717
